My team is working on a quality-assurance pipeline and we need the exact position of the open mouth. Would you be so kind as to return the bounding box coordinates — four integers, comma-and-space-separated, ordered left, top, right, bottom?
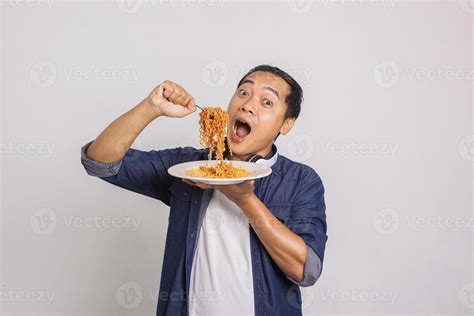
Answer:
232, 119, 252, 142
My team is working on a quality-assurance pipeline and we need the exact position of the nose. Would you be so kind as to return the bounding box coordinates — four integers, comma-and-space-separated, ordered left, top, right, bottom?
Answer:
239, 100, 256, 116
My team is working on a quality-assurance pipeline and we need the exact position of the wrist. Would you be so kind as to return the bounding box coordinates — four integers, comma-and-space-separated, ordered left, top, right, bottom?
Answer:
138, 98, 161, 121
237, 192, 258, 209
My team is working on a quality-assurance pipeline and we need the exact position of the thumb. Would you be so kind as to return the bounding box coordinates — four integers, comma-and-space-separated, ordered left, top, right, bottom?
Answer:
188, 98, 197, 112
183, 98, 196, 114
156, 84, 165, 99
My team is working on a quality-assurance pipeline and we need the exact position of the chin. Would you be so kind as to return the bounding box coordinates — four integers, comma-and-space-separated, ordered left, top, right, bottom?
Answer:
228, 142, 244, 154
228, 141, 249, 156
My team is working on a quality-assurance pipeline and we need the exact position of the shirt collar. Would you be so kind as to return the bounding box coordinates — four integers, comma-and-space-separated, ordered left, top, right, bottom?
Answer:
247, 143, 279, 168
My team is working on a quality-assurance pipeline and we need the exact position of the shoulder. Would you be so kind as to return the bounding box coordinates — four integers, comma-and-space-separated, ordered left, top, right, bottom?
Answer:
272, 154, 324, 187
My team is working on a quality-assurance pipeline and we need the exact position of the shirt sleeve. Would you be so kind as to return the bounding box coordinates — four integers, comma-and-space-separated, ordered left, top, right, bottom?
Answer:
285, 174, 327, 287
80, 140, 192, 205
286, 245, 322, 287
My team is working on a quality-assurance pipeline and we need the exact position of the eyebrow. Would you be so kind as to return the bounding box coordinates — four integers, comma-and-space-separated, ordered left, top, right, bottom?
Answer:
240, 79, 280, 99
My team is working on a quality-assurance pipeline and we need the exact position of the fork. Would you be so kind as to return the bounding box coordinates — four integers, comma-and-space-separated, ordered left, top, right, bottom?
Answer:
194, 104, 203, 111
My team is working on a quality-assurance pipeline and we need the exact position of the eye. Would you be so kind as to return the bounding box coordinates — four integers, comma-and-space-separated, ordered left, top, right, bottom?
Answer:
238, 89, 249, 96
263, 99, 273, 107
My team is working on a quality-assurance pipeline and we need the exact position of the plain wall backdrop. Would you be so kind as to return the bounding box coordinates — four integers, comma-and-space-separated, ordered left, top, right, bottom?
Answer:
1, 0, 473, 315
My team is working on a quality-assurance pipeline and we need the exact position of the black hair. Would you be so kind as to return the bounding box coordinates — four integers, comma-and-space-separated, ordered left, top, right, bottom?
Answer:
237, 64, 303, 120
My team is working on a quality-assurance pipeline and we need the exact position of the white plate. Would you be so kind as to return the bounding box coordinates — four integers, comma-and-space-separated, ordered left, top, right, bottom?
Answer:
167, 160, 272, 185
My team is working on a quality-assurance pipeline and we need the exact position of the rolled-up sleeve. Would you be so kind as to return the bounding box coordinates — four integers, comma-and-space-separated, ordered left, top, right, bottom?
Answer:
80, 140, 193, 205
81, 141, 123, 177
286, 174, 327, 287
286, 245, 322, 287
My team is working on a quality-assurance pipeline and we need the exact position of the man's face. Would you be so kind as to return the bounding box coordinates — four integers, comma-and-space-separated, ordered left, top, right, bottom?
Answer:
226, 71, 295, 159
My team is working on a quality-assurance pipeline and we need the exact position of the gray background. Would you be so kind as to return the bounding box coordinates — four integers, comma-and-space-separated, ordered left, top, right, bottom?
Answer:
1, 0, 473, 315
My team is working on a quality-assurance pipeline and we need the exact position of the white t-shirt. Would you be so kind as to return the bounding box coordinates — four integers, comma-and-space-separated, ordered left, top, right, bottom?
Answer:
188, 188, 255, 316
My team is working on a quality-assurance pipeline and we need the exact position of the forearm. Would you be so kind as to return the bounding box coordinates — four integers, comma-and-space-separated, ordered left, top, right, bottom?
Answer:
239, 194, 307, 282
86, 99, 160, 163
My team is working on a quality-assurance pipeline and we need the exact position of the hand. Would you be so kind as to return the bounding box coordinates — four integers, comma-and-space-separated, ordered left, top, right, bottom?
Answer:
182, 179, 256, 206
146, 80, 196, 118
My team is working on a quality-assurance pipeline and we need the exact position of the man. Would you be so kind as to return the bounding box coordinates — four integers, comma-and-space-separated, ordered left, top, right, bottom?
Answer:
81, 65, 327, 315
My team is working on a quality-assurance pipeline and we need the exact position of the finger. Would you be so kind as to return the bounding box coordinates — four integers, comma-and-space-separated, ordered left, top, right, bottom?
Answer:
195, 182, 210, 189
182, 97, 195, 112
183, 95, 193, 109
187, 98, 196, 111
175, 93, 188, 105
163, 84, 174, 99
160, 81, 169, 91
156, 84, 164, 97
168, 90, 182, 103
150, 85, 165, 105
189, 183, 205, 189
182, 179, 209, 189
176, 85, 191, 102
195, 182, 218, 190
182, 179, 195, 185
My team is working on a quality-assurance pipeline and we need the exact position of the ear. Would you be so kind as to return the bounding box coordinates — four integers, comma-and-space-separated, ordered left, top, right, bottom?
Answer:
279, 117, 295, 135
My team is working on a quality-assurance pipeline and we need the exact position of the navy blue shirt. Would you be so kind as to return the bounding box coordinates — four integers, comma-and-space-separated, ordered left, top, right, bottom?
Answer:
81, 142, 327, 315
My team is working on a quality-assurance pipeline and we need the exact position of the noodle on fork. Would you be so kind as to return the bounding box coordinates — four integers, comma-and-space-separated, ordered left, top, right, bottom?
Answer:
199, 107, 231, 161
184, 106, 251, 179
